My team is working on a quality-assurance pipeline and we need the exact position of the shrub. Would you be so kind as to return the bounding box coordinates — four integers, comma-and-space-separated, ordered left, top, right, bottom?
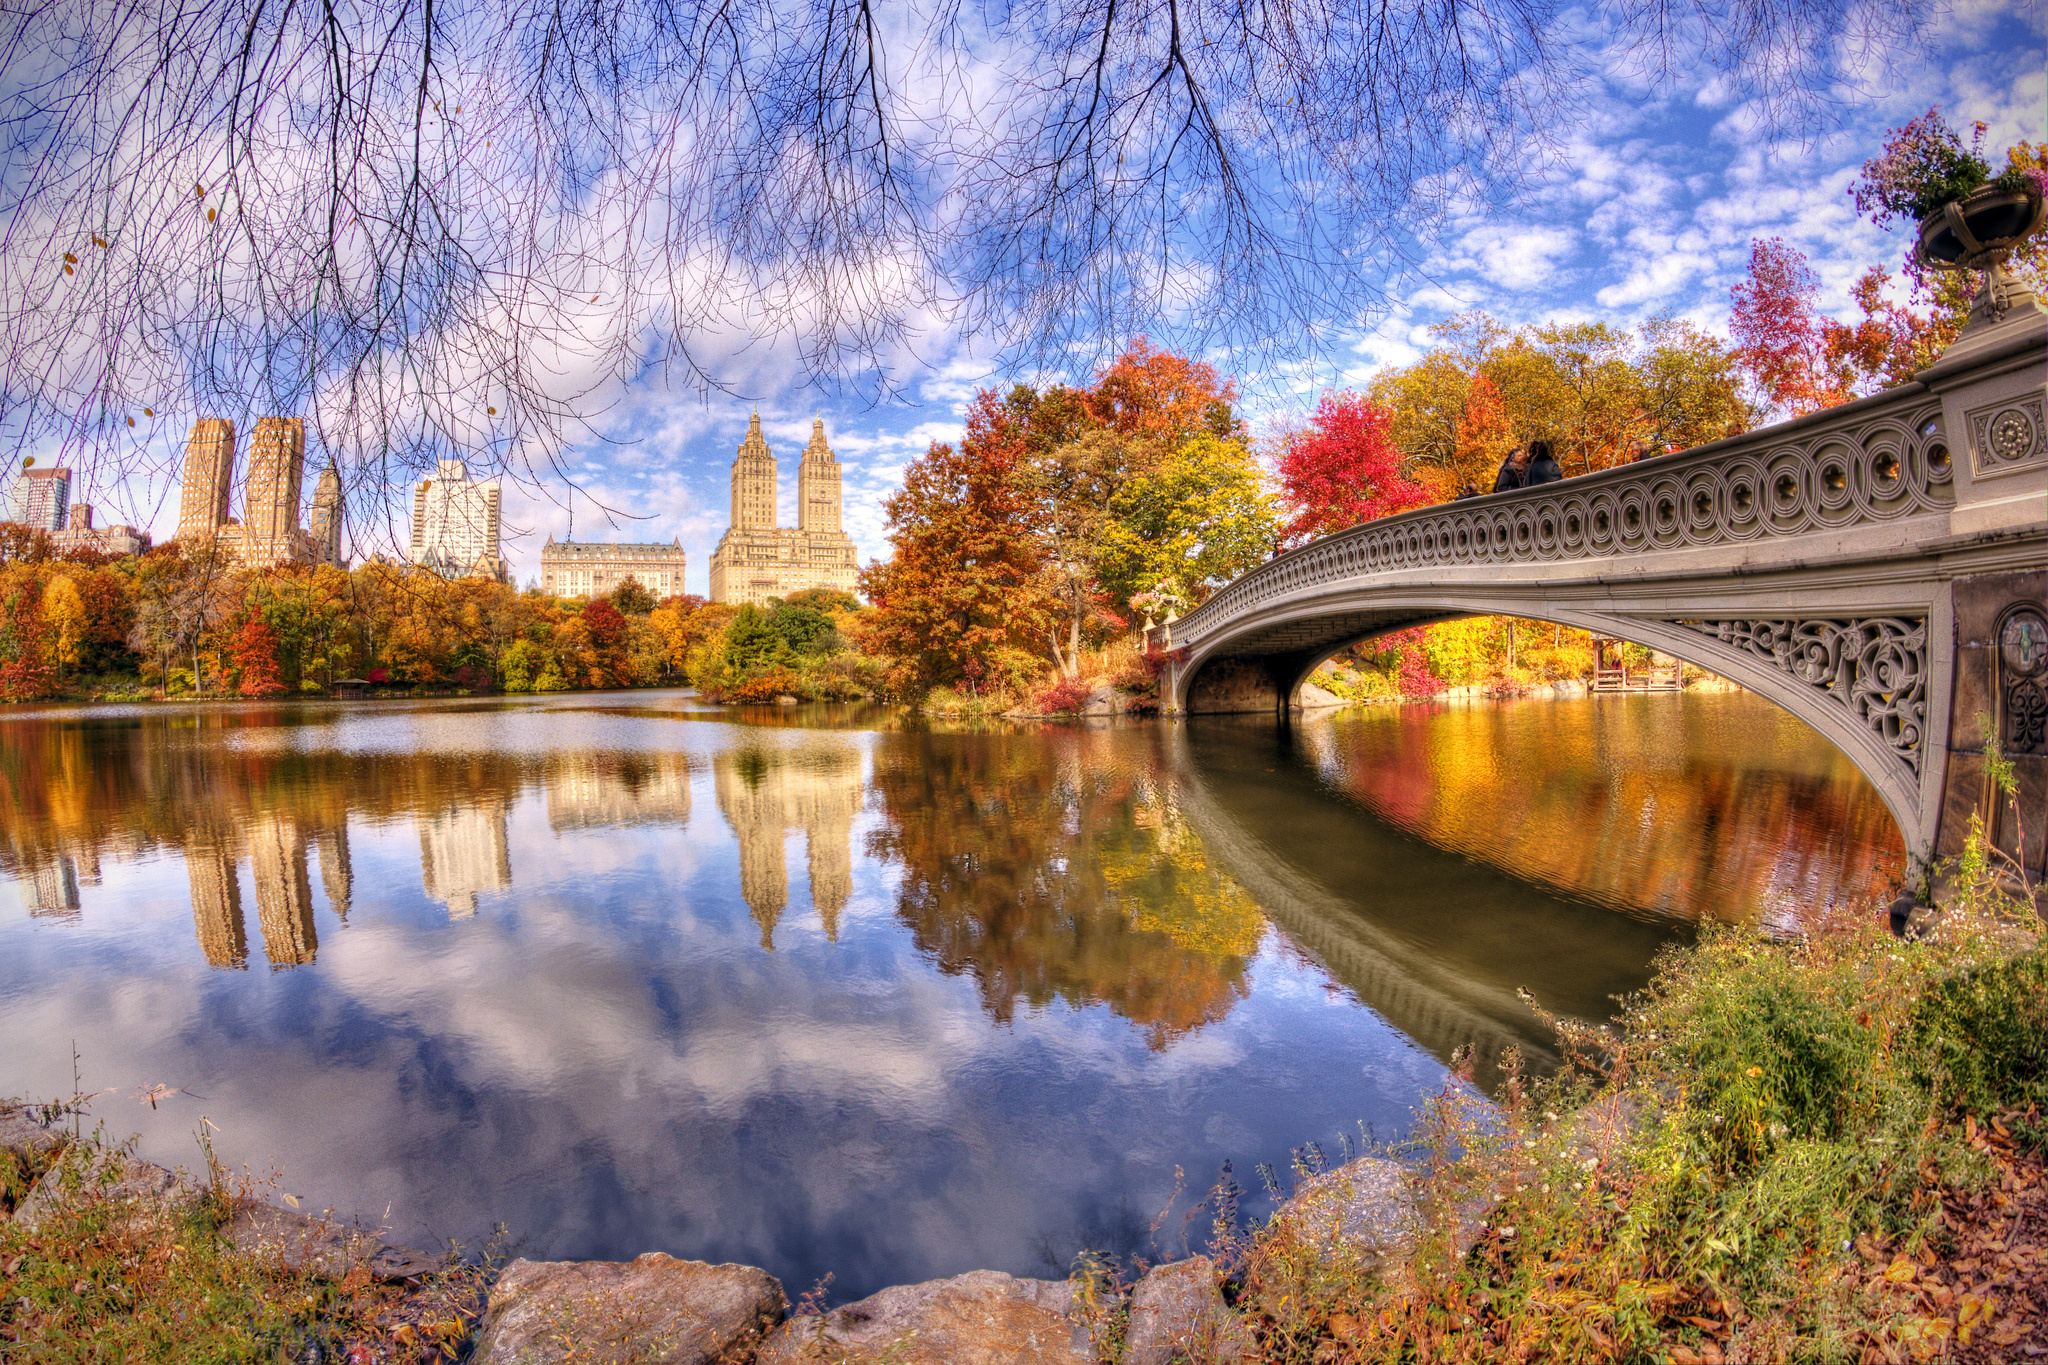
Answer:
1033, 675, 1094, 714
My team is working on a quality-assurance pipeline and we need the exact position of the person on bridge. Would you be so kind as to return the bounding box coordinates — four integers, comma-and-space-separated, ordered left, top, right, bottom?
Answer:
1490, 446, 1528, 493
1524, 440, 1564, 486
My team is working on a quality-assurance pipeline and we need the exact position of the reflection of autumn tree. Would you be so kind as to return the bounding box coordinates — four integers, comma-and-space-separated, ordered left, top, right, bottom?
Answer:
866, 729, 1260, 1048
1298, 697, 1905, 927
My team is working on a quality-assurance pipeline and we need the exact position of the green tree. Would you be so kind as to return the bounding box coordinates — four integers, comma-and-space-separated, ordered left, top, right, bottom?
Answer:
1096, 436, 1279, 607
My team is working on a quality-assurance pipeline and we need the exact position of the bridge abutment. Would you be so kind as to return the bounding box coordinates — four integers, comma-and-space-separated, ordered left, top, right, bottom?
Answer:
1936, 568, 2048, 885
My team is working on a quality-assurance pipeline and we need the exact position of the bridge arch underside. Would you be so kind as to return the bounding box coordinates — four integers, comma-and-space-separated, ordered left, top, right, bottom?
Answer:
1170, 588, 1937, 864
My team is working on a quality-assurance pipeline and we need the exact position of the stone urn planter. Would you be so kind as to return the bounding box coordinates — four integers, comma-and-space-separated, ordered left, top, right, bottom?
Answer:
1914, 181, 2047, 320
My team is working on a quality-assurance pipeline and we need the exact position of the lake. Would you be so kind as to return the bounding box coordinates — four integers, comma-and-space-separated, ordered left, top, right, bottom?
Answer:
0, 689, 1903, 1299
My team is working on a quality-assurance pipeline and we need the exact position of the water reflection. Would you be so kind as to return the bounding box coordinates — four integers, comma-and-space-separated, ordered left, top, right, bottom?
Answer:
1295, 694, 1906, 929
0, 692, 1906, 1301
867, 730, 1259, 1049
715, 745, 861, 946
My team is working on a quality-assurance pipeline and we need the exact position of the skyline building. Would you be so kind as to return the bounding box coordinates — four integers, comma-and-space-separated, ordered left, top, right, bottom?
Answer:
241, 418, 311, 568
8, 466, 70, 531
50, 504, 151, 558
309, 465, 345, 567
410, 459, 505, 580
540, 538, 686, 599
707, 415, 859, 606
176, 419, 238, 544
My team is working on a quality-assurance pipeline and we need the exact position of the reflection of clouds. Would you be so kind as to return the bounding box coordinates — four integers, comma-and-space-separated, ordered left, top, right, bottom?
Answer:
1, 707, 1463, 1303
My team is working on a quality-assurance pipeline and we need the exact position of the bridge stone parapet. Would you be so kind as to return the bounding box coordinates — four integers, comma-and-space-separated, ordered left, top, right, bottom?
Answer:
1151, 305, 2047, 881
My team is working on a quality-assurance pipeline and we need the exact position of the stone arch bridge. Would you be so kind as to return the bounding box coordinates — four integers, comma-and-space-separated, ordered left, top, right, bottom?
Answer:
1150, 307, 2046, 881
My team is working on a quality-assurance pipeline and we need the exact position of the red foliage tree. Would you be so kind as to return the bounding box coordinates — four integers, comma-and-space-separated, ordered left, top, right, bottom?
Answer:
859, 391, 1055, 692
1733, 239, 1963, 415
232, 616, 286, 696
1277, 393, 1432, 546
1729, 238, 1850, 416
580, 598, 631, 686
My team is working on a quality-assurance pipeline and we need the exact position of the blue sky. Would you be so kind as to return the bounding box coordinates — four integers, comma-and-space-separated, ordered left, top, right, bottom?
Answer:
28, 1, 2047, 594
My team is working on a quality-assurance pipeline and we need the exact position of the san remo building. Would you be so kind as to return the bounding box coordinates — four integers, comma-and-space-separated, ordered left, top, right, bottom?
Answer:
708, 412, 859, 606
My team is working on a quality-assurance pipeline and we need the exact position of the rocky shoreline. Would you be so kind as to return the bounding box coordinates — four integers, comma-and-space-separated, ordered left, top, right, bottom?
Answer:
0, 1102, 1477, 1364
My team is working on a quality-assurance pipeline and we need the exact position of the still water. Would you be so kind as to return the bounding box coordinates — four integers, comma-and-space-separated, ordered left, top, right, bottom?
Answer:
0, 690, 1901, 1297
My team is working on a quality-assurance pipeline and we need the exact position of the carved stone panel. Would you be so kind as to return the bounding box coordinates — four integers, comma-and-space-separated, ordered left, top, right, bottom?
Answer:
1673, 617, 1928, 775
1968, 394, 2046, 477
1999, 607, 2048, 755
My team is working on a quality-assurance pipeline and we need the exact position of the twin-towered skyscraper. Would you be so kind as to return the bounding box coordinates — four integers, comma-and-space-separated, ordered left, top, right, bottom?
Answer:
708, 413, 859, 605
175, 417, 345, 569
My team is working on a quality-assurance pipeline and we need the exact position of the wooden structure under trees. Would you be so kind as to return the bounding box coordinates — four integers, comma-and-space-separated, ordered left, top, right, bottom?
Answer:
1590, 639, 1682, 691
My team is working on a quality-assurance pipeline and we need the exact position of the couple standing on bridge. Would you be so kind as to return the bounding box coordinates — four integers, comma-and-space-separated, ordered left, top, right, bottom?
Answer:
1463, 440, 1563, 497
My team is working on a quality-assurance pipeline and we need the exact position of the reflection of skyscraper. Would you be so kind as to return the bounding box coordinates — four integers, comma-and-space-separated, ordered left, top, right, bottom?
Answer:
249, 812, 318, 967
316, 826, 353, 920
714, 745, 862, 948
186, 835, 248, 969
546, 753, 693, 829
418, 801, 512, 917
22, 857, 80, 917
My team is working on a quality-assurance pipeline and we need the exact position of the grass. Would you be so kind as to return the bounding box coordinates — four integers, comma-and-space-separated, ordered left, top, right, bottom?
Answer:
1, 1115, 491, 1363
1224, 856, 2046, 1364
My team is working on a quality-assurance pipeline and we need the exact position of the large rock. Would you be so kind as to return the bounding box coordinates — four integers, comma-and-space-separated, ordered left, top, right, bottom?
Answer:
225, 1201, 443, 1282
0, 1105, 64, 1164
1270, 1157, 1420, 1265
13, 1148, 203, 1233
473, 1253, 786, 1365
1296, 681, 1349, 710
756, 1269, 1098, 1365
1121, 1256, 1257, 1365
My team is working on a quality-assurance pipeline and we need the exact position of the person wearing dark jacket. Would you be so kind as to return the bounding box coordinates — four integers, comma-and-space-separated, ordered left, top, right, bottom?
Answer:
1523, 439, 1564, 486
1490, 447, 1527, 493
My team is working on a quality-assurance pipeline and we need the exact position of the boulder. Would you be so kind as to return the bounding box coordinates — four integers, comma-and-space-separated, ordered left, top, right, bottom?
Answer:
473, 1253, 786, 1365
224, 1201, 443, 1282
1270, 1157, 1420, 1266
755, 1269, 1097, 1365
1081, 685, 1123, 717
1296, 681, 1348, 710
13, 1148, 204, 1233
1121, 1256, 1257, 1365
0, 1105, 64, 1164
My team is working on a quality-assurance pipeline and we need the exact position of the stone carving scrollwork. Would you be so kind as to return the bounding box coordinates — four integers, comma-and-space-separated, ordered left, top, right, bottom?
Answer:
1674, 618, 1928, 774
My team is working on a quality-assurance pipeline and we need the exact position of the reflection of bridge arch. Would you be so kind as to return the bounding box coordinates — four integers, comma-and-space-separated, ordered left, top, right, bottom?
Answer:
1155, 310, 2047, 875
1164, 723, 1685, 1091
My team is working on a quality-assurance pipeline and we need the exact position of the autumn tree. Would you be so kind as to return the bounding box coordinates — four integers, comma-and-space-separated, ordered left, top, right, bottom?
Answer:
1277, 394, 1432, 545
1451, 373, 1516, 494
232, 617, 286, 696
860, 393, 1054, 695
1094, 436, 1278, 606
0, 568, 52, 700
1729, 238, 1854, 416
41, 574, 86, 682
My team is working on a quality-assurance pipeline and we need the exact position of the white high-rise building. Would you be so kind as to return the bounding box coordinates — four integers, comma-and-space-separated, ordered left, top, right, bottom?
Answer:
9, 466, 70, 531
409, 459, 504, 580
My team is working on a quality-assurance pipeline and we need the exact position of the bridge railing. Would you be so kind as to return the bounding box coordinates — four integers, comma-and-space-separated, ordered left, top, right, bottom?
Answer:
1168, 375, 1957, 646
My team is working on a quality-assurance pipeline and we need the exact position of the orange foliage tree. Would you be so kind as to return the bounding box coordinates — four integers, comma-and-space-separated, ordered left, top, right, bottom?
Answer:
231, 616, 285, 696
859, 391, 1055, 694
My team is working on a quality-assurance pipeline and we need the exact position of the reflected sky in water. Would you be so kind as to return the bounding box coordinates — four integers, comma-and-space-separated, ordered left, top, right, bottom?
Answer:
0, 690, 1899, 1298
